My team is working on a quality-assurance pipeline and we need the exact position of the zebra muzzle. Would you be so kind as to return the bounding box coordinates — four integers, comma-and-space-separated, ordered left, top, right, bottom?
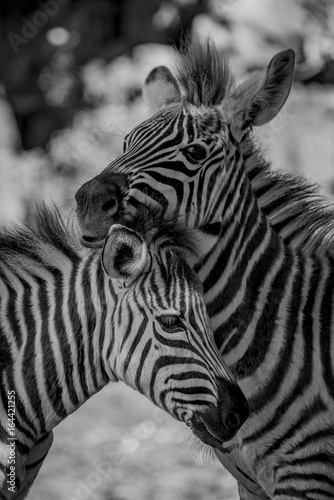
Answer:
189, 404, 245, 449
188, 379, 249, 448
75, 172, 128, 247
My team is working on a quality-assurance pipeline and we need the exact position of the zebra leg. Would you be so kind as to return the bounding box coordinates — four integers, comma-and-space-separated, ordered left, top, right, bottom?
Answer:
16, 431, 54, 500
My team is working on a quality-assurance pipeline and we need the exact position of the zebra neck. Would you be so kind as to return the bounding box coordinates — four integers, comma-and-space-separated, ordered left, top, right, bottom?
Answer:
198, 165, 288, 365
0, 252, 111, 444
242, 135, 334, 255
199, 164, 334, 408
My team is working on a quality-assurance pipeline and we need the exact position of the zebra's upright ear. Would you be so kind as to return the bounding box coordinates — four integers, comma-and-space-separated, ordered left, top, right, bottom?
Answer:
225, 49, 295, 140
144, 66, 182, 113
102, 225, 150, 287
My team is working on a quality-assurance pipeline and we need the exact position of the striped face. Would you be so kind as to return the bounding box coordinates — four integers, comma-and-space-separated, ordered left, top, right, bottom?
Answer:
102, 225, 249, 448
75, 106, 234, 248
75, 44, 295, 249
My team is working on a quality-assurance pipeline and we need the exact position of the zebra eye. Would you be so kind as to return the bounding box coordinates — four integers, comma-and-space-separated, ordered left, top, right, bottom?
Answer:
183, 144, 207, 164
157, 314, 184, 332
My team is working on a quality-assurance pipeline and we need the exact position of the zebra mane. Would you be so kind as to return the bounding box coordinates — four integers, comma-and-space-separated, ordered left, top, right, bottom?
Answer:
0, 203, 198, 274
174, 37, 234, 106
0, 204, 82, 271
123, 204, 200, 257
242, 136, 334, 254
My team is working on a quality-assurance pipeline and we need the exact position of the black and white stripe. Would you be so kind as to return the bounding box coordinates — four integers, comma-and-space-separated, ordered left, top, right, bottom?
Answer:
75, 39, 334, 499
0, 205, 246, 499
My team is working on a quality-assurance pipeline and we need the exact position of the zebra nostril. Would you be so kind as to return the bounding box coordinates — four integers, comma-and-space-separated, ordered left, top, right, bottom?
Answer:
224, 411, 240, 431
101, 198, 117, 213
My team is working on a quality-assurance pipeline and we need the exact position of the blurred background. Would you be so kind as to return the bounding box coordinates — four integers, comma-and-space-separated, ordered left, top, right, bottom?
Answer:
1, 0, 334, 498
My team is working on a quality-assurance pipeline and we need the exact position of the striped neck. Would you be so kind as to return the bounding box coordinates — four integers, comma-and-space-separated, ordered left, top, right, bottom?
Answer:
198, 144, 333, 412
0, 251, 112, 443
196, 134, 250, 238
198, 148, 288, 374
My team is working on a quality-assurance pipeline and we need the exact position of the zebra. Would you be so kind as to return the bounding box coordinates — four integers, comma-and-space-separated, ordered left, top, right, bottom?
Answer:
0, 204, 248, 499
75, 39, 334, 499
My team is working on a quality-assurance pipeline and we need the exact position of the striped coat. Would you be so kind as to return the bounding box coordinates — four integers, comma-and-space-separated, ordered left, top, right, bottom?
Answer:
75, 39, 334, 500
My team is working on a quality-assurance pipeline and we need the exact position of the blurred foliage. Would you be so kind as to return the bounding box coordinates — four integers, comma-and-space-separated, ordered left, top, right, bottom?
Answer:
0, 0, 333, 225
1, 0, 334, 149
0, 0, 206, 149
0, 1, 334, 498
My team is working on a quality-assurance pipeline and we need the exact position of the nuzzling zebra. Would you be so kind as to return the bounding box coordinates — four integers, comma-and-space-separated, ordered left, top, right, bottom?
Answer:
76, 39, 334, 499
0, 204, 248, 499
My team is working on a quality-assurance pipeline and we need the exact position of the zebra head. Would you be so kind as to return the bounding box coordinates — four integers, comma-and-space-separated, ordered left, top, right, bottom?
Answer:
101, 209, 249, 447
75, 39, 295, 247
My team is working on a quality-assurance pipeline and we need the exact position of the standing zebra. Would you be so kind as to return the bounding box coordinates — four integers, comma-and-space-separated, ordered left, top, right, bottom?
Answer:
76, 39, 334, 499
0, 204, 248, 499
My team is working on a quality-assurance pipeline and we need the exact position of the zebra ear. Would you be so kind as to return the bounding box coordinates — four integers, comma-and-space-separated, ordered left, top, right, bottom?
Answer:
144, 66, 181, 113
102, 225, 149, 286
226, 49, 295, 139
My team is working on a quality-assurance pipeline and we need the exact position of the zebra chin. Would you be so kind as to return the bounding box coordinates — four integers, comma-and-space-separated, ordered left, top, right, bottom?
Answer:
184, 379, 249, 448
187, 405, 245, 449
